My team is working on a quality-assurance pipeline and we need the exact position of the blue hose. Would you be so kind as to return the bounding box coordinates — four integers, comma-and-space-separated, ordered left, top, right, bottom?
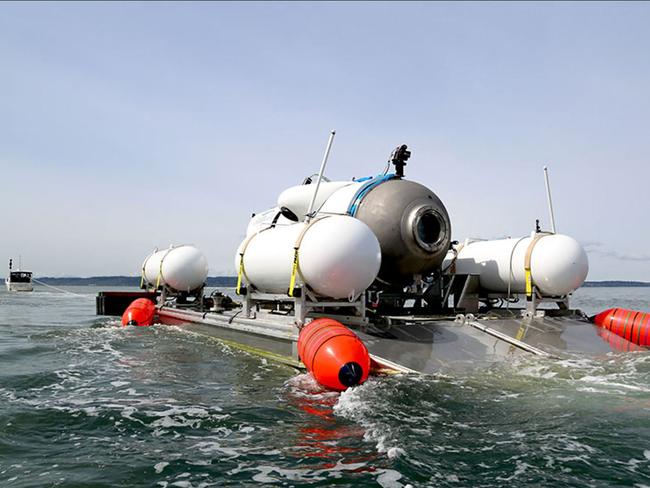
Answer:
347, 174, 396, 216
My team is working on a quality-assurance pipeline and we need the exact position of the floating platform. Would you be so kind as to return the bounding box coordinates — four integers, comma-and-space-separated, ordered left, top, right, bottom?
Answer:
153, 305, 626, 375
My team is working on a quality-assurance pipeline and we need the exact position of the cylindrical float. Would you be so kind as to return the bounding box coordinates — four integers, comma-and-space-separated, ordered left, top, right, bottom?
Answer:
298, 318, 370, 391
277, 181, 353, 221
142, 245, 208, 293
444, 233, 589, 296
236, 215, 381, 299
121, 298, 156, 326
592, 308, 650, 347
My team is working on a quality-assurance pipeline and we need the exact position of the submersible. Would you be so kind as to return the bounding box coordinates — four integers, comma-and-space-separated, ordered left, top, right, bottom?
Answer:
98, 136, 648, 390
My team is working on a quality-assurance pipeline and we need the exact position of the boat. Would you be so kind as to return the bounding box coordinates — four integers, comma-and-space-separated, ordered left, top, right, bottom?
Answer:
5, 258, 33, 292
96, 136, 648, 388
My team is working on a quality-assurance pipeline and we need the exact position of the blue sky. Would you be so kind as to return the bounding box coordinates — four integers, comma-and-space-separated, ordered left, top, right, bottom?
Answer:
1, 2, 650, 279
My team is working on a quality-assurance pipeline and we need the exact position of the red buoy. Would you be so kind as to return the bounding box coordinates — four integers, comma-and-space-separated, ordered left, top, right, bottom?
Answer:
298, 318, 370, 391
121, 298, 156, 327
591, 308, 650, 347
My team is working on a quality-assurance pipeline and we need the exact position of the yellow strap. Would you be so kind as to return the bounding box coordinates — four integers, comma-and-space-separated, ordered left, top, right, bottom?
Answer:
515, 323, 526, 341
236, 254, 245, 295
525, 269, 533, 297
288, 248, 300, 297
286, 216, 331, 297
155, 249, 170, 290
155, 262, 162, 290
523, 233, 550, 298
141, 253, 153, 290
235, 229, 270, 295
508, 322, 529, 354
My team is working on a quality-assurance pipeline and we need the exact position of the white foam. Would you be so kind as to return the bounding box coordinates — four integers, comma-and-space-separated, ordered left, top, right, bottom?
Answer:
251, 468, 278, 483
578, 375, 650, 393
376, 469, 403, 488
191, 440, 242, 459
334, 380, 404, 457
285, 373, 335, 397
386, 447, 405, 459
147, 406, 212, 419
154, 462, 168, 474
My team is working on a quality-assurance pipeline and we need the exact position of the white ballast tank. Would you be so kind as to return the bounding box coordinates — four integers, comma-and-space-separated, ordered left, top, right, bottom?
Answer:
236, 215, 381, 299
444, 233, 588, 296
142, 245, 209, 292
277, 181, 353, 221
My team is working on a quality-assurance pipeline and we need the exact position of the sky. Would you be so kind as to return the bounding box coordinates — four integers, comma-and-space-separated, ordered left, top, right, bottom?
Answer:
1, 2, 650, 280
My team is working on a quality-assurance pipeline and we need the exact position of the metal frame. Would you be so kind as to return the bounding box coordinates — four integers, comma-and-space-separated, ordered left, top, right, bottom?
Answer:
240, 287, 367, 327
442, 273, 571, 316
159, 284, 205, 310
524, 285, 570, 316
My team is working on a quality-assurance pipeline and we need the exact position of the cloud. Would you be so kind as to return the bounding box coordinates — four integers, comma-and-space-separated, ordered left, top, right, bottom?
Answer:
583, 242, 650, 262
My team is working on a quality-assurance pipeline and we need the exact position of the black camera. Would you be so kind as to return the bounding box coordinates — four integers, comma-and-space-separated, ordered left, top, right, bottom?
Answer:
389, 144, 411, 178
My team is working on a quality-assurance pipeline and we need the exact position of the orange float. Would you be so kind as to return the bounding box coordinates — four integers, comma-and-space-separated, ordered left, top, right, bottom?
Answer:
591, 308, 650, 347
298, 318, 370, 391
121, 298, 156, 327
596, 327, 644, 352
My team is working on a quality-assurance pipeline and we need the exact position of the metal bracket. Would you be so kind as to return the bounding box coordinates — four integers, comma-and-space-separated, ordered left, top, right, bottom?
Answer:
525, 285, 570, 316
240, 288, 368, 327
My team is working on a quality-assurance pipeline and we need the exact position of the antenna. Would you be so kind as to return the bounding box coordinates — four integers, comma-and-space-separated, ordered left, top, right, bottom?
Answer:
543, 166, 557, 233
18, 255, 22, 271
9, 259, 12, 271
305, 130, 336, 222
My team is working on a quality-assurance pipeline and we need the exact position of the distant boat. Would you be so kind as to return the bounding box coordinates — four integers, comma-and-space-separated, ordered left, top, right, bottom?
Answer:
5, 258, 33, 292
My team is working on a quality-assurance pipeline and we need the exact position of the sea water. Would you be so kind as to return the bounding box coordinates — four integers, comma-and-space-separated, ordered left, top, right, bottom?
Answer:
0, 286, 649, 487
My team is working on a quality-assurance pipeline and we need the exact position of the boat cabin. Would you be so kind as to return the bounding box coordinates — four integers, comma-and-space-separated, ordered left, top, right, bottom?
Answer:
8, 271, 32, 283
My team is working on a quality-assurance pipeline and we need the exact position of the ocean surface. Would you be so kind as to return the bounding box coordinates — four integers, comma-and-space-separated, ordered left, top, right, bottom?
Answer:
1, 286, 649, 487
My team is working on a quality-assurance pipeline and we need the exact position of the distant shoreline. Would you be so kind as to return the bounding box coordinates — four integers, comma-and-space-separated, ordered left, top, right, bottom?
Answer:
8, 276, 650, 287
581, 281, 650, 288
28, 276, 239, 287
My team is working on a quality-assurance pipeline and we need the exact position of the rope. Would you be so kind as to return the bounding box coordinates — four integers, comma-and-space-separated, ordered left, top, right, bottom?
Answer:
442, 242, 465, 275
506, 237, 527, 312
31, 278, 85, 296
